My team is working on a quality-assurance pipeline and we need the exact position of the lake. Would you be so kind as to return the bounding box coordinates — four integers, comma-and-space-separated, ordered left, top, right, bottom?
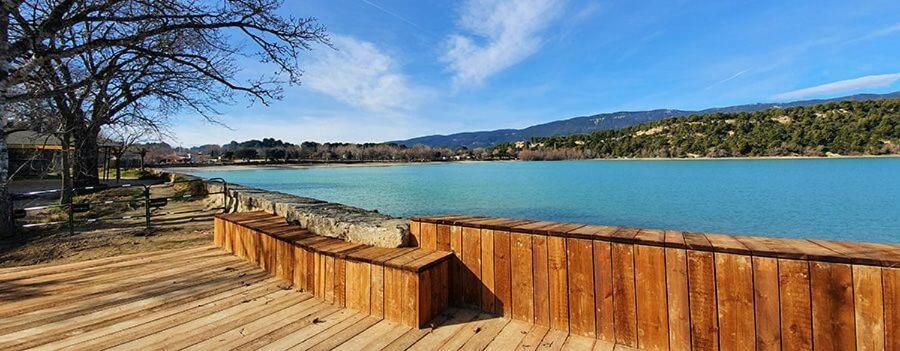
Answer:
185, 158, 900, 243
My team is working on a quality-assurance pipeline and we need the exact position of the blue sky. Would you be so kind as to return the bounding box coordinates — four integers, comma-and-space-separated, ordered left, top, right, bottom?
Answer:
171, 0, 900, 147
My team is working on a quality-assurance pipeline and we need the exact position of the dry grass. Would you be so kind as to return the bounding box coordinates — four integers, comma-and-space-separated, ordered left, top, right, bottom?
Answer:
1, 182, 223, 268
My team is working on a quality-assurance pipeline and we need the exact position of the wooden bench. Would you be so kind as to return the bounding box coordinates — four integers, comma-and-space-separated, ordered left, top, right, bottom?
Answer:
214, 212, 453, 328
410, 214, 900, 351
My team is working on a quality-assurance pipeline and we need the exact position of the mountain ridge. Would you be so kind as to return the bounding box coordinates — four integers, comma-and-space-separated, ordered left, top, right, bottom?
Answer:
393, 92, 900, 148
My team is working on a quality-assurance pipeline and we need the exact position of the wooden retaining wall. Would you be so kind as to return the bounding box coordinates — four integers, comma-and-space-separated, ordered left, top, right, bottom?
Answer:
411, 215, 900, 351
214, 212, 453, 328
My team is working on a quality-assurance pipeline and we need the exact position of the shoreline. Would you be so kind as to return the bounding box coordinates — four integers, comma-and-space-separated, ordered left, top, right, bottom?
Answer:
166, 154, 900, 172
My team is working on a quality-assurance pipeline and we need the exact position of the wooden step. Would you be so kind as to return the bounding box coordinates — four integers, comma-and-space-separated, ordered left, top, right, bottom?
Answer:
214, 212, 453, 328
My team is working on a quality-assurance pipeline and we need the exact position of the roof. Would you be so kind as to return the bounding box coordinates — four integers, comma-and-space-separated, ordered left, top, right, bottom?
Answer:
6, 130, 120, 149
5, 130, 62, 148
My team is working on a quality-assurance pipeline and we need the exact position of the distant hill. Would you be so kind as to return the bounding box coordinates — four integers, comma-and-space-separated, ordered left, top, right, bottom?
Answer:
393, 92, 900, 148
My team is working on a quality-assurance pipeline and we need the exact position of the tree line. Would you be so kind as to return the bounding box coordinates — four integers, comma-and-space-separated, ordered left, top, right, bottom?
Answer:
490, 99, 900, 160
1, 0, 330, 234
140, 140, 504, 164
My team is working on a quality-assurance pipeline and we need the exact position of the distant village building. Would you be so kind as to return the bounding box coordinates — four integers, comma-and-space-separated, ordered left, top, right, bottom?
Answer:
5, 131, 64, 177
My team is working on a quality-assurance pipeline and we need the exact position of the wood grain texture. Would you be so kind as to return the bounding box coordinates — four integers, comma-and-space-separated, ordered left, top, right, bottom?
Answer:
853, 264, 885, 351
462, 226, 483, 308
665, 246, 691, 351
752, 256, 781, 351
593, 241, 616, 343
421, 222, 437, 251
436, 224, 452, 251
346, 261, 372, 313
611, 243, 637, 348
481, 229, 497, 313
511, 232, 535, 322
449, 225, 464, 307
533, 235, 552, 327
409, 220, 421, 248
715, 253, 755, 351
779, 259, 813, 351
566, 238, 596, 338
548, 235, 570, 332
371, 265, 385, 317
809, 262, 856, 351
635, 244, 669, 351
494, 230, 513, 316
884, 268, 899, 351
688, 250, 719, 351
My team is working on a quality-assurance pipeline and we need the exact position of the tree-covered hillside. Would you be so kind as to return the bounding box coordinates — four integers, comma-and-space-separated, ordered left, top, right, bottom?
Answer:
490, 99, 900, 159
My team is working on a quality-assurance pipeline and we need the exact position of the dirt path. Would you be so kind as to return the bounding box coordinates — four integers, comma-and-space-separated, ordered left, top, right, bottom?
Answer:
1, 182, 224, 268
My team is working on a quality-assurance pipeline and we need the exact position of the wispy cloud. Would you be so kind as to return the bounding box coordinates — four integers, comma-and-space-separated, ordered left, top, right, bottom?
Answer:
704, 69, 750, 90
773, 73, 900, 100
442, 0, 566, 87
304, 35, 427, 111
360, 0, 425, 31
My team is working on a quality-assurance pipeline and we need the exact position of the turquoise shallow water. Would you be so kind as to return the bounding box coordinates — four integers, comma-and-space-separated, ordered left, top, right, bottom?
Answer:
187, 158, 900, 243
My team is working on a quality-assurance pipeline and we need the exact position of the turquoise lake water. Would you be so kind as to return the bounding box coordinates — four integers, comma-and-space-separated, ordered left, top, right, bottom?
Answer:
186, 158, 900, 243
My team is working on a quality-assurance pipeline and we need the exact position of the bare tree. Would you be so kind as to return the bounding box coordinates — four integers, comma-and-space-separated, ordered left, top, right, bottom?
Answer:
1, 0, 329, 235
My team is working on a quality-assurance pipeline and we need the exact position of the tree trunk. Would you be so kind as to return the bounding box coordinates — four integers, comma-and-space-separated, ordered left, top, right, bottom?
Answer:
0, 6, 14, 236
114, 154, 121, 183
73, 125, 100, 187
140, 154, 145, 171
60, 131, 72, 204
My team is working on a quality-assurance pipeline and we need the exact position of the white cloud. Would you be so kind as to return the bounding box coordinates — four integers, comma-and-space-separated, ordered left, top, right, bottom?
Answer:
304, 35, 424, 111
773, 73, 900, 100
442, 0, 565, 87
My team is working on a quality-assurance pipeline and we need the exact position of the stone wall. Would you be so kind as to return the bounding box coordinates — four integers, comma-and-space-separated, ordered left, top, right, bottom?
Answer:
153, 170, 409, 248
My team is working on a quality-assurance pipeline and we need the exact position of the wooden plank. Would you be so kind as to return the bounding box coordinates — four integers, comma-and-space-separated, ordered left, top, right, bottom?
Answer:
533, 235, 552, 327
416, 269, 431, 327
547, 236, 570, 333
449, 225, 464, 307
484, 320, 532, 351
293, 246, 308, 291
593, 241, 616, 343
436, 224, 452, 251
779, 259, 813, 351
481, 229, 496, 312
688, 250, 719, 351
511, 232, 535, 322
462, 226, 483, 308
612, 243, 637, 347
406, 308, 480, 351
566, 238, 596, 338
715, 253, 755, 351
884, 268, 899, 351
635, 244, 669, 351
324, 255, 336, 304
410, 220, 422, 247
517, 325, 550, 351
421, 222, 438, 251
345, 261, 372, 313
809, 261, 855, 351
494, 230, 513, 316
853, 264, 885, 351
752, 256, 782, 351
384, 267, 403, 323
430, 261, 449, 320
371, 264, 385, 317
665, 245, 691, 351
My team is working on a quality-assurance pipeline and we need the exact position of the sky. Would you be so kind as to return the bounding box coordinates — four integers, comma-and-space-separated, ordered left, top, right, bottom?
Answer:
171, 0, 900, 147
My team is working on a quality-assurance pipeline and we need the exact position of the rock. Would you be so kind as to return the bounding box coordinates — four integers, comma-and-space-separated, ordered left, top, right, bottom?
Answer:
152, 169, 410, 247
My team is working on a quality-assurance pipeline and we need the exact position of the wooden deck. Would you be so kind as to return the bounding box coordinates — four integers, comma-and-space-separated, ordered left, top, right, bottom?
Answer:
0, 246, 627, 350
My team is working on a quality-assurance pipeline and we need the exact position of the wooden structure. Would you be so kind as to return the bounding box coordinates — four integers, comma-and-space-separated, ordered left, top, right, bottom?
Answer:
0, 246, 625, 350
410, 215, 900, 351
214, 211, 453, 328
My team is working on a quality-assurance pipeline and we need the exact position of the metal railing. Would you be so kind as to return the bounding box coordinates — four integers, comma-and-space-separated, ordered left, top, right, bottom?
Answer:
11, 178, 227, 234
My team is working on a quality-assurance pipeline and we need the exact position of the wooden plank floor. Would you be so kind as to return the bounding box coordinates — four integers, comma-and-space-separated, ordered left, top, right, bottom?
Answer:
0, 246, 633, 350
